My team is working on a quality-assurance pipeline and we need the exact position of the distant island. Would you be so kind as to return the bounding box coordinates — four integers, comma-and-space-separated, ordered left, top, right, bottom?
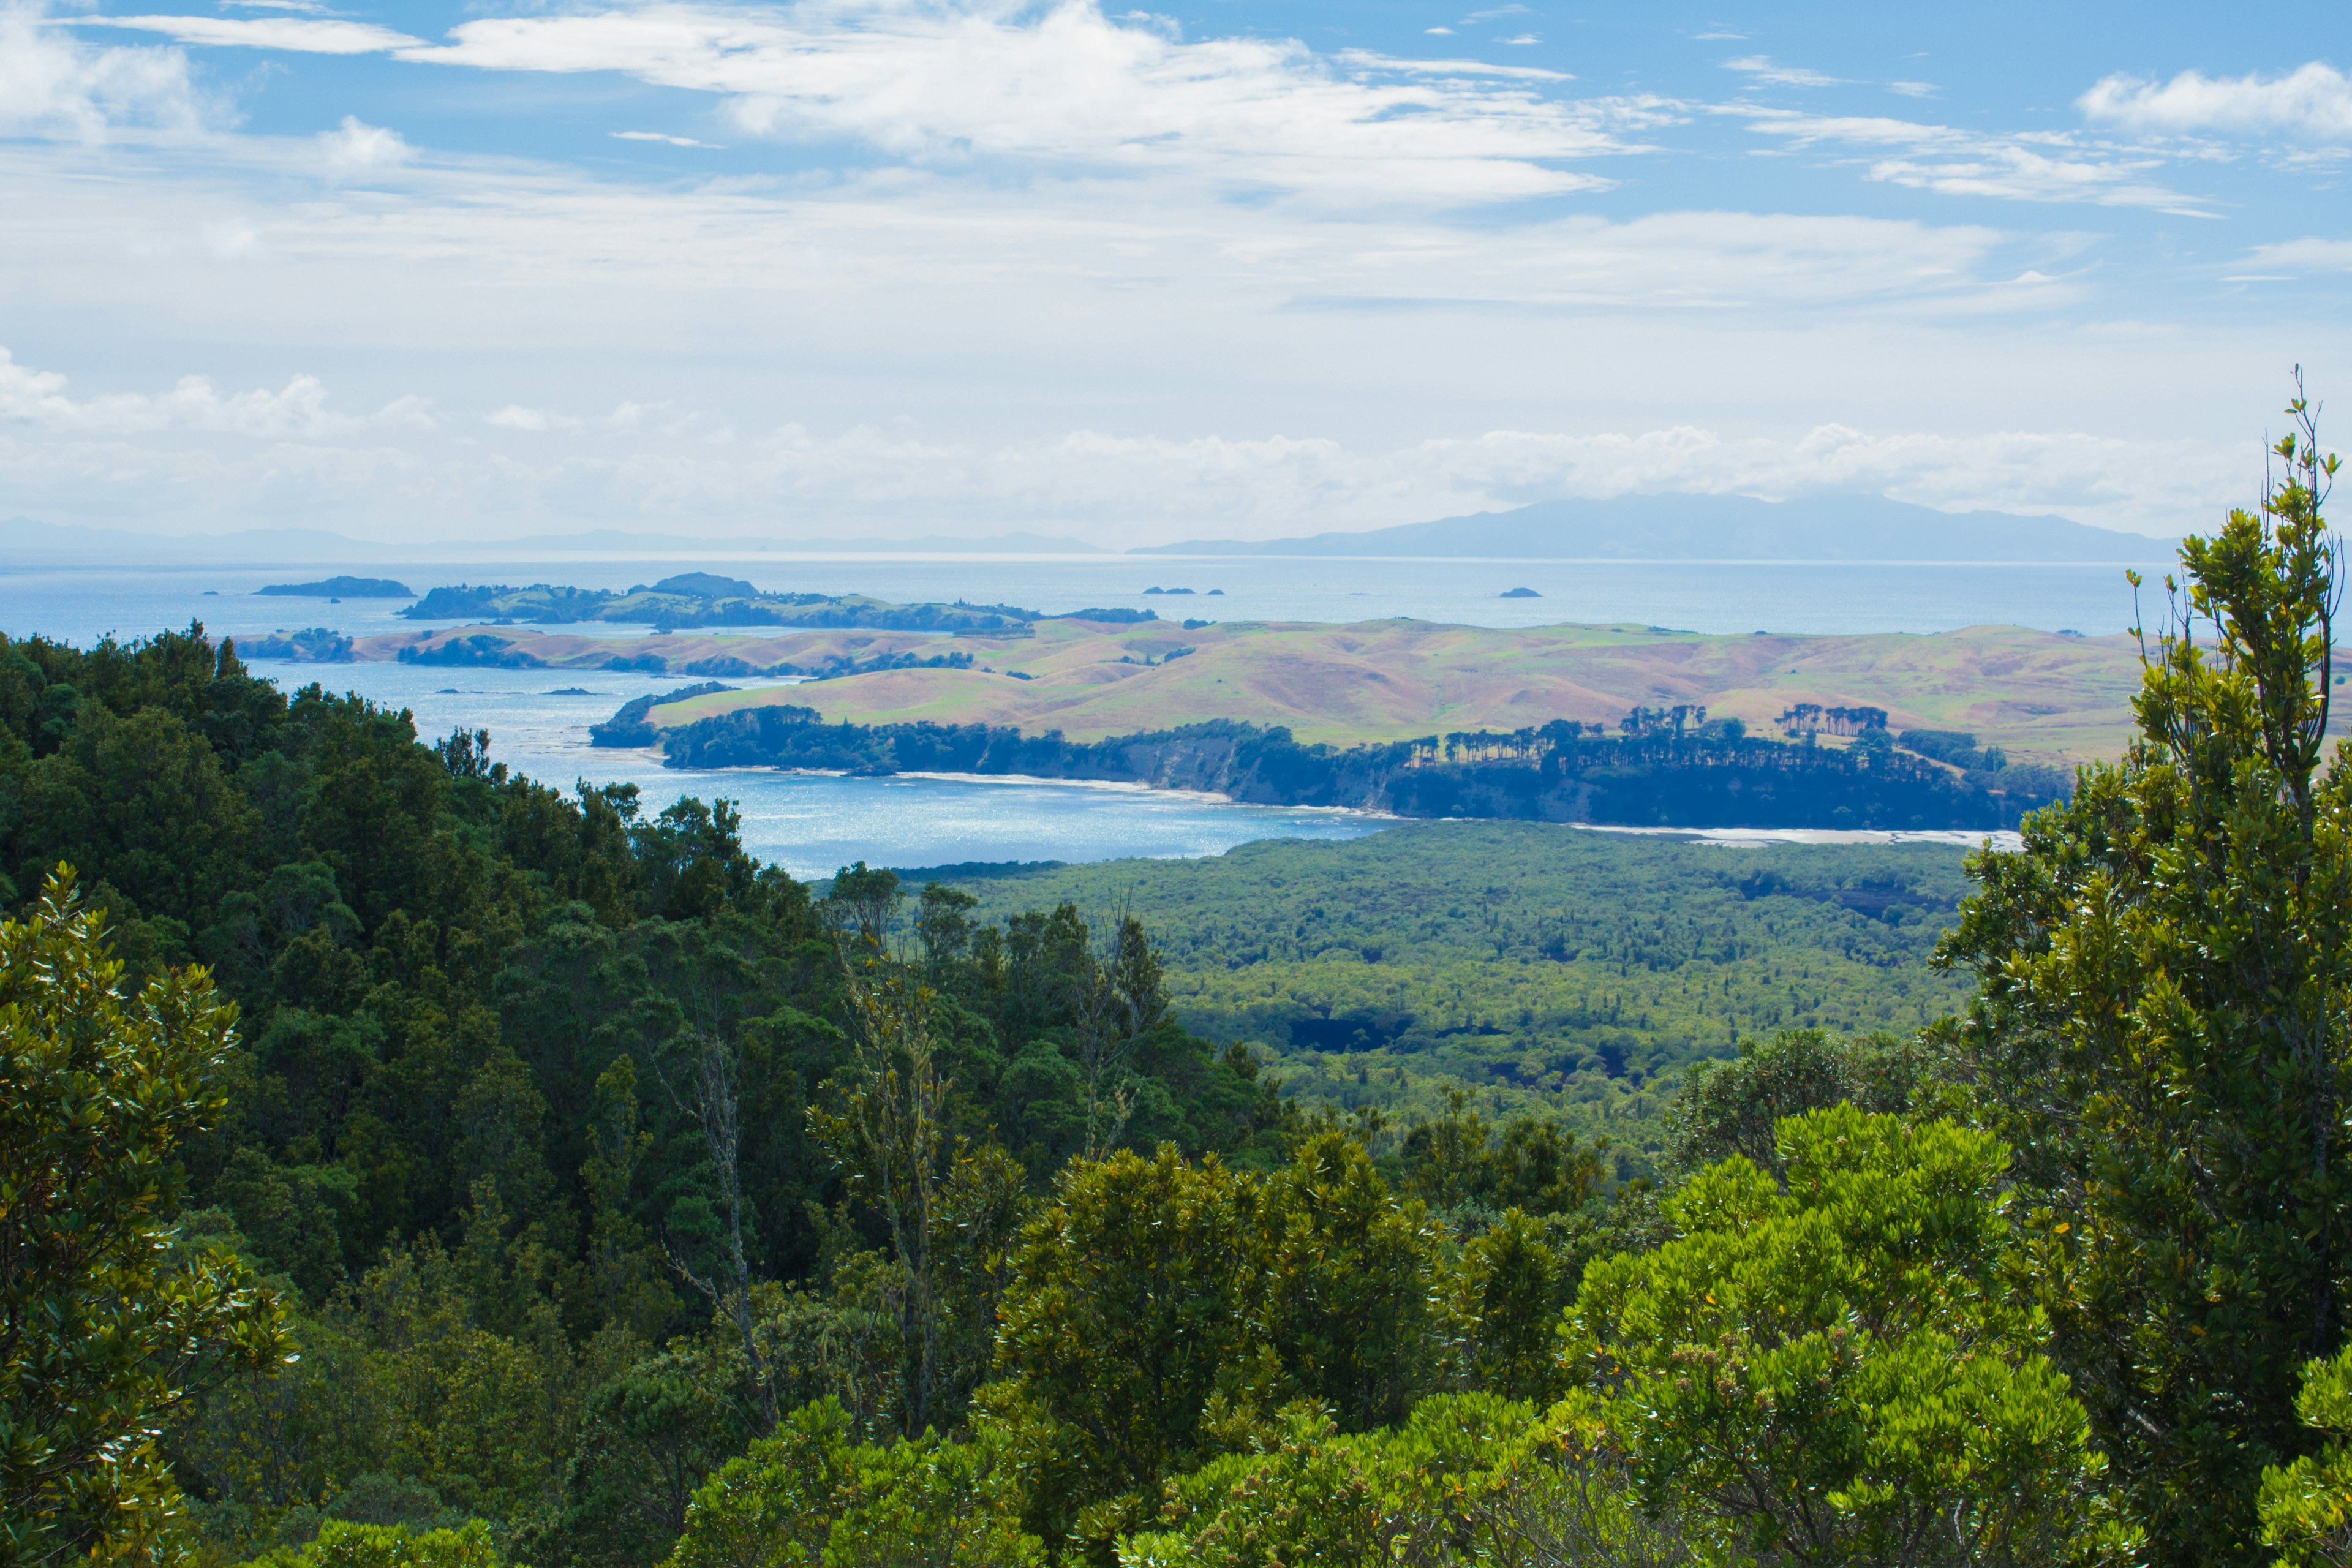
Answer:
255, 575, 413, 597
1136, 492, 2175, 562
1500, 587, 1541, 598
401, 573, 1042, 631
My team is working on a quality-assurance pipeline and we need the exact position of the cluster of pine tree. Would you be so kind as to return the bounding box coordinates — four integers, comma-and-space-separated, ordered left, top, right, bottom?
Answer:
11, 388, 2352, 1568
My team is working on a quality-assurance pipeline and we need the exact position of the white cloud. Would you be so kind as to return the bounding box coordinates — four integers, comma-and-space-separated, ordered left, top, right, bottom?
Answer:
1424, 26, 1453, 36
1337, 50, 1566, 81
386, 2, 1646, 203
0, 345, 433, 435
1888, 81, 1937, 99
74, 13, 424, 53
1500, 34, 1539, 47
1734, 108, 2215, 214
318, 115, 409, 174
4, 406, 2235, 540
612, 130, 722, 148
485, 405, 576, 431
2079, 62, 2352, 140
1868, 146, 2209, 215
2233, 237, 2352, 274
0, 3, 203, 139
1723, 55, 1844, 89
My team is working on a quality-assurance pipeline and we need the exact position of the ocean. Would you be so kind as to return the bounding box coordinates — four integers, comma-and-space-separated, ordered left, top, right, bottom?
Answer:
0, 552, 2156, 870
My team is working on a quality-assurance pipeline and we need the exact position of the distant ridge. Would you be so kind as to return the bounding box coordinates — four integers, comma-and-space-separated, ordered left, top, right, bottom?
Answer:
1134, 493, 2175, 562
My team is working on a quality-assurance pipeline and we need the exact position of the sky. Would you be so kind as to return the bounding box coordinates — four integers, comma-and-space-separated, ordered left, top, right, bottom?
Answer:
1, 0, 2348, 545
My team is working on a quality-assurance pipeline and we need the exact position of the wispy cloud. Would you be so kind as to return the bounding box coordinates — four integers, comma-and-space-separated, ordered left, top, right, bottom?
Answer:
51, 0, 1665, 206
74, 12, 423, 53
2079, 61, 2352, 140
1731, 108, 2217, 215
1722, 55, 1844, 89
2231, 236, 2352, 274
612, 129, 722, 148
383, 4, 1646, 204
1888, 81, 1937, 99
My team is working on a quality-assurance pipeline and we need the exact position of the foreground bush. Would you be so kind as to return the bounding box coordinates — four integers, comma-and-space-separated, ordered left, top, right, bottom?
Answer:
1119, 1393, 1692, 1567
2260, 1346, 2352, 1568
663, 1398, 1041, 1568
1565, 1107, 2138, 1568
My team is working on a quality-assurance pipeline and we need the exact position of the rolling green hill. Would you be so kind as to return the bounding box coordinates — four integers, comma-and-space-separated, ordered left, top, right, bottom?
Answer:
342, 615, 2156, 763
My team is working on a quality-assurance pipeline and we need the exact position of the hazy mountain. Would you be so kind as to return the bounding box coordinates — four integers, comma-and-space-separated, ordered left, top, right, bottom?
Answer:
1133, 493, 2176, 562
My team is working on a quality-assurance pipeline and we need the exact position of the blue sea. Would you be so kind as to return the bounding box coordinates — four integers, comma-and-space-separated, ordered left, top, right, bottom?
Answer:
0, 552, 2160, 872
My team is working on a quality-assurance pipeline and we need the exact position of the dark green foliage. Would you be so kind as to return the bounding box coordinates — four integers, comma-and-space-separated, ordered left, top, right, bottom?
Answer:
655, 708, 2062, 828
1661, 1026, 1928, 1176
586, 684, 741, 748
944, 826, 1978, 1147
1936, 388, 2350, 1564
0, 624, 1281, 1564
0, 871, 292, 1567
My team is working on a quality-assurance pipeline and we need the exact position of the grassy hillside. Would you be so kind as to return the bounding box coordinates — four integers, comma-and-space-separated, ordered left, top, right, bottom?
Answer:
350, 616, 2156, 762
663, 619, 2148, 761
922, 822, 1985, 1152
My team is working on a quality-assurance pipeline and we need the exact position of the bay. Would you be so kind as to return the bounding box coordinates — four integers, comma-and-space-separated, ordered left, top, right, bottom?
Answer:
0, 550, 2162, 870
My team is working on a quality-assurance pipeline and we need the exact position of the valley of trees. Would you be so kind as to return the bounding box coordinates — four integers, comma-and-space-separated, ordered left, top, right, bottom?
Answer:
11, 388, 2352, 1568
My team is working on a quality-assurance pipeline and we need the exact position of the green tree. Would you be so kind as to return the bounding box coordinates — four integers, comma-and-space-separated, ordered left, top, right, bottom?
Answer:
0, 869, 292, 1566
1122, 1394, 1691, 1568
1662, 1027, 1926, 1177
662, 1398, 1041, 1568
1937, 379, 2350, 1564
1564, 1107, 2136, 1568
2260, 1344, 2352, 1568
984, 1147, 1257, 1549
248, 1519, 504, 1568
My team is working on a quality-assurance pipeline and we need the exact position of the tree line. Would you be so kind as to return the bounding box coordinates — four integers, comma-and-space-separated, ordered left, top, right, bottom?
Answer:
650, 704, 2065, 829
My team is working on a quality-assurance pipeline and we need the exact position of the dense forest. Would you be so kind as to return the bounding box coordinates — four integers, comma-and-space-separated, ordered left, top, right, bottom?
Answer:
14, 394, 2352, 1568
652, 705, 2065, 829
938, 826, 1979, 1142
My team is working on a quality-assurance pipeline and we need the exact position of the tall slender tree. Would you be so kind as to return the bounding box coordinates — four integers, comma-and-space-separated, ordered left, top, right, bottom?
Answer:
1939, 373, 2347, 1564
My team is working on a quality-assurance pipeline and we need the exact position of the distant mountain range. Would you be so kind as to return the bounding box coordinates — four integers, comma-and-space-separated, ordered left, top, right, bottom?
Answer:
1135, 494, 2175, 562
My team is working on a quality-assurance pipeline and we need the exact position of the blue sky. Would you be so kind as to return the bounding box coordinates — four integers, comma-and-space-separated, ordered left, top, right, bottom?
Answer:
1, 0, 2346, 542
